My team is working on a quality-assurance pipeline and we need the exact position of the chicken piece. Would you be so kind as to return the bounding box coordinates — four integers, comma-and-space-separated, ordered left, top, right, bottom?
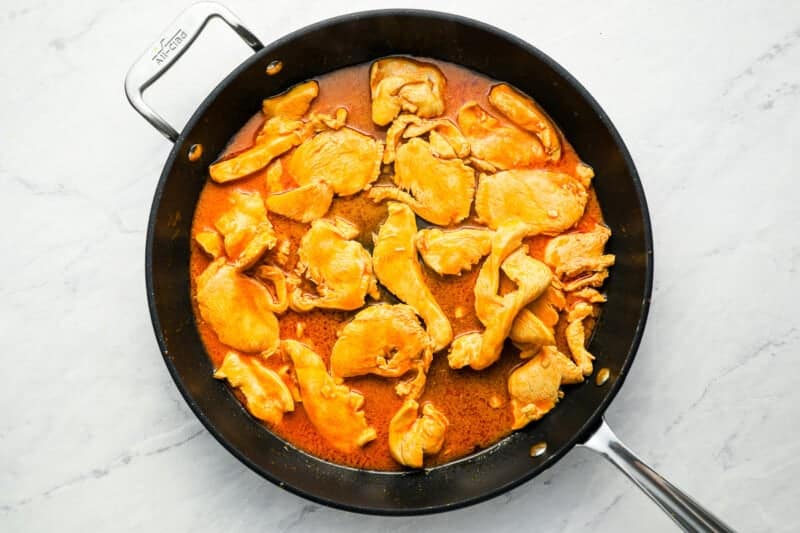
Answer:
509, 308, 554, 349
475, 169, 588, 234
369, 138, 475, 226
489, 83, 561, 162
196, 259, 280, 354
384, 114, 470, 164
266, 180, 334, 223
290, 218, 379, 311
370, 57, 446, 126
562, 270, 610, 292
309, 107, 348, 131
330, 304, 433, 399
457, 102, 545, 170
195, 230, 224, 258
527, 285, 566, 328
388, 399, 449, 468
287, 128, 383, 197
272, 238, 292, 268
448, 223, 551, 370
209, 117, 310, 184
265, 159, 287, 193
276, 361, 302, 403
415, 227, 492, 276
510, 283, 565, 352
565, 301, 595, 376
209, 82, 320, 183
213, 190, 277, 270
372, 203, 453, 352
213, 351, 294, 424
449, 246, 551, 370
449, 332, 482, 364
544, 225, 614, 278
574, 162, 595, 189
572, 287, 607, 303
283, 340, 377, 452
253, 265, 289, 314
558, 255, 616, 279
261, 80, 319, 119
508, 346, 584, 429
383, 115, 421, 164
467, 156, 499, 173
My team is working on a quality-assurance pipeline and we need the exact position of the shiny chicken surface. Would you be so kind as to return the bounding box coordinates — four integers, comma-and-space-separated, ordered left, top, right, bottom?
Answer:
189, 57, 614, 471
372, 202, 453, 351
291, 217, 379, 311
370, 57, 446, 126
283, 340, 377, 453
214, 351, 294, 425
369, 137, 475, 226
330, 304, 433, 399
415, 227, 492, 276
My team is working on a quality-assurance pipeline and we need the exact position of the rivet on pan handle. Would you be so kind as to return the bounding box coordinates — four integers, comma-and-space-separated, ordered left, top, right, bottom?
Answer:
124, 1, 263, 142
581, 417, 736, 532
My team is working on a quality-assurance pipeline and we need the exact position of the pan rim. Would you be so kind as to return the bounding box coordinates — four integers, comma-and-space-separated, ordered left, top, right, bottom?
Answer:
144, 8, 654, 515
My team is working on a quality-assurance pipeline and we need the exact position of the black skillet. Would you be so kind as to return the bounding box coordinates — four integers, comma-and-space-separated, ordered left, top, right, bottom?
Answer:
125, 4, 733, 530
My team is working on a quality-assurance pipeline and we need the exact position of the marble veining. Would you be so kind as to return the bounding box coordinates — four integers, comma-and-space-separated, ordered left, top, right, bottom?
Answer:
1, 0, 799, 531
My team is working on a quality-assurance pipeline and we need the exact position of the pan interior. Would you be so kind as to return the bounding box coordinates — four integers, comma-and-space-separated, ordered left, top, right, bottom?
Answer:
146, 10, 652, 514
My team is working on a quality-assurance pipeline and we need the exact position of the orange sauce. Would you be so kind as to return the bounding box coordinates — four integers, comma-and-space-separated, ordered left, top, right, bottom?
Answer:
189, 59, 607, 471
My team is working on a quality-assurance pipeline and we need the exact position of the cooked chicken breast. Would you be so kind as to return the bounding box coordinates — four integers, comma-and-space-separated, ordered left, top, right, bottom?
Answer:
196, 259, 281, 354
213, 189, 277, 270
383, 114, 469, 164
488, 83, 561, 162
372, 202, 453, 351
543, 225, 614, 278
475, 169, 588, 234
448, 222, 551, 370
565, 301, 595, 376
261, 80, 319, 119
370, 57, 446, 126
508, 346, 583, 429
291, 218, 379, 311
331, 304, 433, 399
369, 137, 475, 226
388, 399, 448, 468
283, 340, 377, 453
210, 82, 320, 183
288, 128, 384, 196
415, 227, 492, 276
509, 308, 555, 348
457, 101, 545, 170
195, 229, 224, 259
266, 180, 334, 223
214, 351, 294, 425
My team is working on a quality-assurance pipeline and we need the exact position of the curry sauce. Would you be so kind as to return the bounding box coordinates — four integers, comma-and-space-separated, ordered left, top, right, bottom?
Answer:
190, 59, 607, 470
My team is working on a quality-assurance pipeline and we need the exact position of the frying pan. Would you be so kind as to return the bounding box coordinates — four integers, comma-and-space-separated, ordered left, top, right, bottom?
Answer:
126, 3, 733, 530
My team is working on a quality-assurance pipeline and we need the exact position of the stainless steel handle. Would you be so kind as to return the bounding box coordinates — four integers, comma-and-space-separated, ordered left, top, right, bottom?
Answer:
581, 417, 735, 532
124, 1, 263, 142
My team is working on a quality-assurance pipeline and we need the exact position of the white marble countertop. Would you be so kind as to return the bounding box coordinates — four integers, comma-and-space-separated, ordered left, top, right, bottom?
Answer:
2, 0, 799, 531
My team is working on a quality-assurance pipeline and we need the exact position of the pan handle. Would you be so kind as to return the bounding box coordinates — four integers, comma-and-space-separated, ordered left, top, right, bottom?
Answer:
580, 417, 734, 532
124, 1, 263, 142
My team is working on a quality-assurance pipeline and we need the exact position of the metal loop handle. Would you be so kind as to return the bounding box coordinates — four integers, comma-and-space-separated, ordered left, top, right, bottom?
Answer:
581, 418, 735, 532
124, 1, 263, 142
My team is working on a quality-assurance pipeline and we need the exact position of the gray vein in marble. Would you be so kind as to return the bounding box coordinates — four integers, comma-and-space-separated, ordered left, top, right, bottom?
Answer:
1, 424, 204, 513
760, 82, 800, 110
582, 493, 625, 530
48, 13, 102, 51
723, 26, 800, 95
277, 504, 321, 532
663, 327, 799, 436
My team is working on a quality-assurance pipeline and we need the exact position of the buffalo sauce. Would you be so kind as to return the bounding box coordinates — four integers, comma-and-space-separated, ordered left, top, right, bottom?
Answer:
189, 59, 606, 470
